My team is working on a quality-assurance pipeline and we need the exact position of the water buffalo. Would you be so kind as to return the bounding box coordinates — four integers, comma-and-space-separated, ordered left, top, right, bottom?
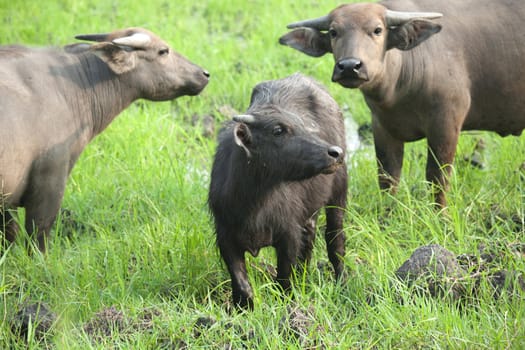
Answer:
208, 73, 347, 309
279, 0, 525, 207
0, 27, 209, 252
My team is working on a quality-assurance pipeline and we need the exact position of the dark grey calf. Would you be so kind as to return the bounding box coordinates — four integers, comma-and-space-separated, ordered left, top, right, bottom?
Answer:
208, 74, 348, 309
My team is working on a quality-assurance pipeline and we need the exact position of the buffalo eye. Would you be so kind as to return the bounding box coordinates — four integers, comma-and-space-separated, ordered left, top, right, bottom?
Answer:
328, 28, 337, 39
158, 48, 170, 56
272, 125, 285, 136
373, 27, 383, 36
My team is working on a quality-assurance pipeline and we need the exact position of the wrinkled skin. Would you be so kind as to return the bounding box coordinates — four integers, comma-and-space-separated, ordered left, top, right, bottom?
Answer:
0, 27, 209, 252
280, 0, 525, 207
209, 74, 347, 309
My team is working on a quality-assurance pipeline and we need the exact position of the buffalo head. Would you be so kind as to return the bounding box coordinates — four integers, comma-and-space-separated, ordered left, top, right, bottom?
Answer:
69, 27, 210, 100
232, 112, 344, 181
279, 3, 441, 89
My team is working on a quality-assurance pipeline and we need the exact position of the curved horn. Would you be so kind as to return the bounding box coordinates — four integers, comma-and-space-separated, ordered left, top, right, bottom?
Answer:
75, 33, 110, 42
112, 33, 152, 49
385, 9, 443, 26
286, 15, 330, 30
233, 114, 256, 124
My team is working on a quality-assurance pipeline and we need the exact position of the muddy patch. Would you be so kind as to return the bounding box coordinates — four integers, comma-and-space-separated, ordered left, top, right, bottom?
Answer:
83, 306, 161, 343
279, 305, 325, 349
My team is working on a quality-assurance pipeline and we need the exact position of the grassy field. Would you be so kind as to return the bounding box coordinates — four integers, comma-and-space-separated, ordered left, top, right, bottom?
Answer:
1, 0, 524, 348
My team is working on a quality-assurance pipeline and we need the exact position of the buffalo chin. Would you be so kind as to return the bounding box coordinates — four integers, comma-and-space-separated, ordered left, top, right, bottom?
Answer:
321, 161, 343, 175
334, 77, 365, 89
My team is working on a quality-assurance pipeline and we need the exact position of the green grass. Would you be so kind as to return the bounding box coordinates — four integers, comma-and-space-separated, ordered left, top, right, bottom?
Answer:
1, 0, 525, 348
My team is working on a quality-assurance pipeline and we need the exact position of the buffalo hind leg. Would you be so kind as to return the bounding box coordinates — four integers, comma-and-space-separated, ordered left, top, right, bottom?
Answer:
296, 217, 317, 278
275, 236, 300, 294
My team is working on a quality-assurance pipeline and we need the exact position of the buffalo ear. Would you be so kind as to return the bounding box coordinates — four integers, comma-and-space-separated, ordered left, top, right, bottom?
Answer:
63, 43, 92, 54
387, 20, 441, 51
234, 123, 252, 158
90, 42, 137, 74
279, 28, 332, 57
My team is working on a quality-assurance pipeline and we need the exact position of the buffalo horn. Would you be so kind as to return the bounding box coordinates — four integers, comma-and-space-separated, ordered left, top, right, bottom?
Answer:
233, 114, 256, 124
286, 15, 330, 30
112, 33, 152, 49
75, 33, 109, 42
385, 9, 442, 26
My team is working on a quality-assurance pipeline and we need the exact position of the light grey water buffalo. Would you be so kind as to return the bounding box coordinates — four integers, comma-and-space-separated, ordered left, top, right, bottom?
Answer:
280, 0, 525, 207
0, 27, 209, 251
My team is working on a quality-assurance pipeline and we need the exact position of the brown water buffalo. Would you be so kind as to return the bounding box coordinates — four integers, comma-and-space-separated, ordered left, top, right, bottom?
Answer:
279, 0, 525, 207
208, 74, 347, 309
0, 27, 209, 252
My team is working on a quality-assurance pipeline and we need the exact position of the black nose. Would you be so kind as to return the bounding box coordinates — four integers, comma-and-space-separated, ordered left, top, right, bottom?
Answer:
203, 70, 210, 78
332, 57, 369, 84
328, 146, 343, 159
336, 58, 362, 73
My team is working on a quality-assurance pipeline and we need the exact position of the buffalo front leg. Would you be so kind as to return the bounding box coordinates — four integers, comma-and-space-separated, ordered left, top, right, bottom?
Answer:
1, 209, 19, 249
325, 208, 346, 279
372, 118, 404, 193
426, 128, 460, 208
24, 196, 63, 253
22, 161, 68, 252
325, 173, 347, 279
218, 238, 254, 310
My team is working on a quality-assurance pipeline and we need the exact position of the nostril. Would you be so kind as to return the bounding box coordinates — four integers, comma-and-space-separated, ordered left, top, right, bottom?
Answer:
336, 58, 362, 72
328, 146, 343, 159
203, 70, 210, 78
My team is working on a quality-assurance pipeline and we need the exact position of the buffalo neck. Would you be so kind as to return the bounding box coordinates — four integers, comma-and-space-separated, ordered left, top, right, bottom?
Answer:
225, 150, 282, 216
360, 49, 424, 109
69, 53, 138, 138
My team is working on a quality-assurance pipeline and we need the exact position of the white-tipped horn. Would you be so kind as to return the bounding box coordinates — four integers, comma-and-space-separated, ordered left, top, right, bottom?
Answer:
112, 32, 151, 49
233, 114, 256, 124
385, 9, 443, 26
286, 15, 331, 30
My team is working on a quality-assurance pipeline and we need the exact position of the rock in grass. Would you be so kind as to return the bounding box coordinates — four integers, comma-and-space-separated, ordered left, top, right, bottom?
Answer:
193, 316, 217, 338
12, 302, 56, 340
395, 244, 467, 300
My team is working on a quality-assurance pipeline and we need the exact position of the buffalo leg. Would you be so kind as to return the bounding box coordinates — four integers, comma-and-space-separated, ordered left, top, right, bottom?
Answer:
426, 125, 460, 207
275, 236, 300, 293
297, 217, 317, 272
218, 237, 254, 310
24, 200, 62, 253
325, 171, 347, 279
1, 210, 19, 249
372, 118, 405, 192
22, 161, 68, 252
